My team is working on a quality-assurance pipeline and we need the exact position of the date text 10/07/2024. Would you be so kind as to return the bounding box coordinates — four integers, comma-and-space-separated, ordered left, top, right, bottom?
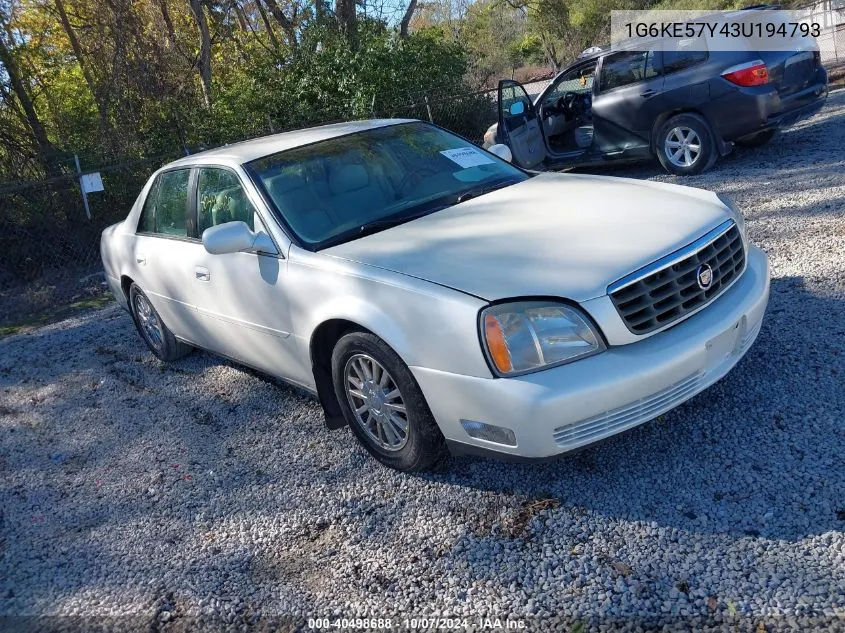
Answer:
308, 617, 528, 630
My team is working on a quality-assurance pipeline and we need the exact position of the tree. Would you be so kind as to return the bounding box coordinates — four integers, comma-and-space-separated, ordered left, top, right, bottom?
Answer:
335, 0, 357, 48
52, 0, 110, 129
399, 0, 417, 38
0, 8, 60, 177
188, 0, 213, 107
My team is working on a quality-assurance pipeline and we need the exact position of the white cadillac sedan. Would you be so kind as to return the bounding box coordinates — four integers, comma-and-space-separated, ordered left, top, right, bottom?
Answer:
101, 119, 770, 471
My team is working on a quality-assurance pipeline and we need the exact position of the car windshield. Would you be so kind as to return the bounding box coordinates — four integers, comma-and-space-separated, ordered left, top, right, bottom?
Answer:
245, 122, 528, 249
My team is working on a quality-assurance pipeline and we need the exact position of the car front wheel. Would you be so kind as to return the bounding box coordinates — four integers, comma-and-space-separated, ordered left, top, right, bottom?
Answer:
656, 113, 717, 176
129, 283, 192, 362
331, 331, 447, 472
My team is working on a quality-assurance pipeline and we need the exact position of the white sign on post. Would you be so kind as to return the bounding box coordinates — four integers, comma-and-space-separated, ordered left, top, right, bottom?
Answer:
80, 172, 104, 194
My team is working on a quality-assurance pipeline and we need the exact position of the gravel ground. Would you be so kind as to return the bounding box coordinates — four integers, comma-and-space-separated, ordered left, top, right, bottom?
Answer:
2, 91, 845, 631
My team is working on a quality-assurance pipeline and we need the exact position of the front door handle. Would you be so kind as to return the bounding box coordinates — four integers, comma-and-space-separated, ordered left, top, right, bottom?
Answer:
195, 266, 210, 282
641, 89, 658, 99
136, 255, 146, 265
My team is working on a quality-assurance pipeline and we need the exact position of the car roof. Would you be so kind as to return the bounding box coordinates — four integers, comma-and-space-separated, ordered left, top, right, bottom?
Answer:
163, 118, 416, 169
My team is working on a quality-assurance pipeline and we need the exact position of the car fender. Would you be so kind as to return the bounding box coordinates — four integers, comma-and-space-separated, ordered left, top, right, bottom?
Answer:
287, 252, 491, 379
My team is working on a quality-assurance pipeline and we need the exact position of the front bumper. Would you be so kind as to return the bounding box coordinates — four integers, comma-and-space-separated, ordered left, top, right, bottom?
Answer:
411, 245, 770, 460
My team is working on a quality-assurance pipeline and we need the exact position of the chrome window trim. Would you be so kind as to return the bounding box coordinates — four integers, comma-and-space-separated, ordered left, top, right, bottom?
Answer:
607, 219, 736, 295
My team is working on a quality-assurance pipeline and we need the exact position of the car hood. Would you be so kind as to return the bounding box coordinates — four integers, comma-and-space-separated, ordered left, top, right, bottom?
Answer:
322, 172, 733, 302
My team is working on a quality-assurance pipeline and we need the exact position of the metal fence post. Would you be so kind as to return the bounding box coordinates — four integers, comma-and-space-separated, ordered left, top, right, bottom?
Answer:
74, 154, 91, 220
424, 95, 434, 123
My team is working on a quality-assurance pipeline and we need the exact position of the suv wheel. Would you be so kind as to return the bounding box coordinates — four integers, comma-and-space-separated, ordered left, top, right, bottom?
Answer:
129, 283, 192, 362
656, 113, 716, 176
331, 331, 447, 472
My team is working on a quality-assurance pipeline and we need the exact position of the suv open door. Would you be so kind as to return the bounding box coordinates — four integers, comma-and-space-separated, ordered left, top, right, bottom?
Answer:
497, 80, 547, 169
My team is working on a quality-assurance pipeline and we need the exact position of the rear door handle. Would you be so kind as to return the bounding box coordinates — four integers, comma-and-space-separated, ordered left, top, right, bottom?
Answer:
195, 266, 210, 282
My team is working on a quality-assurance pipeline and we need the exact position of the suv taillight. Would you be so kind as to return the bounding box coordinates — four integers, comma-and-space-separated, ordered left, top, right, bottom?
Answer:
722, 60, 769, 87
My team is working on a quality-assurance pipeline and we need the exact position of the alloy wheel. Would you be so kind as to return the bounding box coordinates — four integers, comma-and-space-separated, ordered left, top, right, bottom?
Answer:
344, 353, 409, 451
134, 293, 164, 353
664, 126, 702, 168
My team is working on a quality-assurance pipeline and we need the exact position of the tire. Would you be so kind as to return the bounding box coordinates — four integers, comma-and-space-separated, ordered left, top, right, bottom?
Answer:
331, 331, 447, 472
736, 129, 776, 147
655, 113, 717, 176
129, 283, 192, 362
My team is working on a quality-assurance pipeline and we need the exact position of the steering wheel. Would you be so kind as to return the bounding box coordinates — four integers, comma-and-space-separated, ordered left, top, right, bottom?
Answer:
552, 92, 579, 120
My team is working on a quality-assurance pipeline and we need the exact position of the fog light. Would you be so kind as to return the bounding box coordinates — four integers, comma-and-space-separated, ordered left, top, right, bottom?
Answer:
460, 419, 517, 446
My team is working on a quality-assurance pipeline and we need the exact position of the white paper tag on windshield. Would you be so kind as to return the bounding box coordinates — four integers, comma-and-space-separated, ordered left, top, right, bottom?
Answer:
440, 147, 495, 168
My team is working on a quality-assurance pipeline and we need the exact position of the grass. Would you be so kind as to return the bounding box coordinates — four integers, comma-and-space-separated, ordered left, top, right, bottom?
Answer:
0, 293, 113, 339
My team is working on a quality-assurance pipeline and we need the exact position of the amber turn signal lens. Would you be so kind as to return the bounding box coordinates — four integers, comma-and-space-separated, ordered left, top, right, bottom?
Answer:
484, 314, 513, 373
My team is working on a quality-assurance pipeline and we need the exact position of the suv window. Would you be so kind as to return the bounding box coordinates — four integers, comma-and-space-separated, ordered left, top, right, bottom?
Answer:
546, 61, 597, 103
197, 168, 256, 235
137, 169, 190, 237
662, 38, 707, 74
599, 51, 660, 91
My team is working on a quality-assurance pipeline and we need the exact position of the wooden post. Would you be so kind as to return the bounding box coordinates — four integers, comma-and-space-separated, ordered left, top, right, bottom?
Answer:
424, 95, 434, 123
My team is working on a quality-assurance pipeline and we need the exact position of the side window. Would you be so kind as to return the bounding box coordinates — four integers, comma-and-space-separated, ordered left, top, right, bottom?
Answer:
137, 169, 189, 237
547, 62, 597, 102
599, 51, 660, 92
197, 168, 256, 235
138, 178, 158, 233
662, 38, 707, 75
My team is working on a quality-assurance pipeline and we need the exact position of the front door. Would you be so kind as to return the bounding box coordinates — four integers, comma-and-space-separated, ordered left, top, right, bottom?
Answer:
536, 60, 598, 161
188, 166, 311, 387
497, 80, 548, 169
592, 50, 665, 157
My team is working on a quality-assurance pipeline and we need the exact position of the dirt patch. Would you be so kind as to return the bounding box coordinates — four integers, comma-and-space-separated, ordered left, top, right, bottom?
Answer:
0, 263, 110, 335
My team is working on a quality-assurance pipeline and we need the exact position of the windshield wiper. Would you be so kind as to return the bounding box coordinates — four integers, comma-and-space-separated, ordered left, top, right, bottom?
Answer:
356, 208, 439, 235
456, 178, 520, 204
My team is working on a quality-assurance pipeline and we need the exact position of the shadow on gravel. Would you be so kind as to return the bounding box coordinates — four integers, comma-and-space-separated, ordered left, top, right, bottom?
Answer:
417, 276, 845, 543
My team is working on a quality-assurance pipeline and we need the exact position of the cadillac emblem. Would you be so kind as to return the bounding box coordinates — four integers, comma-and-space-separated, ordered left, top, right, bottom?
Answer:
697, 263, 714, 290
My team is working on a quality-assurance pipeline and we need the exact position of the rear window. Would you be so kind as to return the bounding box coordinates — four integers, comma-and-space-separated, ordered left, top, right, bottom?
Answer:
599, 50, 660, 91
137, 169, 190, 237
662, 37, 708, 74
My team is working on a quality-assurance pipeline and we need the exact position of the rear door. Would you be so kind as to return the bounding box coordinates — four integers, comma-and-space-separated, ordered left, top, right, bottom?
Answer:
131, 167, 206, 343
497, 80, 548, 169
591, 50, 665, 156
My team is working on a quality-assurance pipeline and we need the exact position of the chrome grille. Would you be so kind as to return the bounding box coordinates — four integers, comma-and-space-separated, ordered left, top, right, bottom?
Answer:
609, 222, 745, 335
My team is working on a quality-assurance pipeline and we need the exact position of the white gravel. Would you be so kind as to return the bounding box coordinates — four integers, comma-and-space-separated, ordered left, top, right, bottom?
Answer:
1, 91, 845, 631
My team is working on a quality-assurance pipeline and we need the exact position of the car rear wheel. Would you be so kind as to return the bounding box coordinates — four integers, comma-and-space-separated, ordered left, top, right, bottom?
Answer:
331, 331, 447, 472
129, 283, 192, 362
736, 129, 776, 147
656, 114, 717, 176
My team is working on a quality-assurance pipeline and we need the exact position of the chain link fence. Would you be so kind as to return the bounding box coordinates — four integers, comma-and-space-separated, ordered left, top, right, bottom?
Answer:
0, 84, 507, 294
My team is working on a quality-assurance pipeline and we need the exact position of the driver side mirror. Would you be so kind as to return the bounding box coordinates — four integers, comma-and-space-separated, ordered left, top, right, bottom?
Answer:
202, 221, 278, 256
509, 101, 526, 116
488, 144, 513, 163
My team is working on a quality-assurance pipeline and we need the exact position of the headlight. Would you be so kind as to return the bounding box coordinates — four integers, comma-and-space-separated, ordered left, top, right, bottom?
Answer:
480, 301, 606, 377
717, 193, 746, 239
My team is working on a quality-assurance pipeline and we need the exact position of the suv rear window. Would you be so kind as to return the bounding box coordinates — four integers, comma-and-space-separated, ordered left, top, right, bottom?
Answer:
662, 37, 708, 74
599, 51, 660, 91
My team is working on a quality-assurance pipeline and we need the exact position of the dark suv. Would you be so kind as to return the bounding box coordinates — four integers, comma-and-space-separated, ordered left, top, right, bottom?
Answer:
484, 26, 828, 175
